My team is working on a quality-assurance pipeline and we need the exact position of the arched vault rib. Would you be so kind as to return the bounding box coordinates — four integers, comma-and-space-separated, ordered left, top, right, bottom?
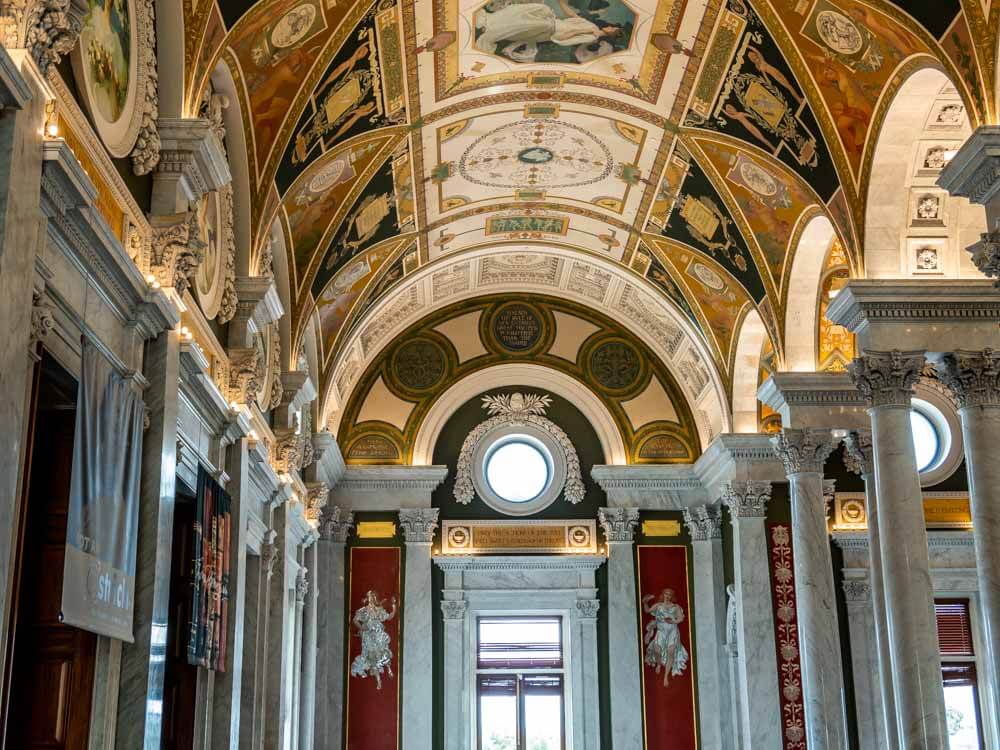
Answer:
321, 245, 730, 448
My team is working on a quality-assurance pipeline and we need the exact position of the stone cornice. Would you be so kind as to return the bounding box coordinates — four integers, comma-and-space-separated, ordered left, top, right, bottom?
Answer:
433, 555, 607, 573
155, 117, 231, 201
757, 373, 867, 430
590, 464, 705, 509
234, 275, 284, 329
936, 126, 1000, 206
335, 465, 449, 492
0, 45, 31, 110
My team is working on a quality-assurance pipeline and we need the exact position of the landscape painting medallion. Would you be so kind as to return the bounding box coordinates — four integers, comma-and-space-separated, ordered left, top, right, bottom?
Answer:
473, 0, 636, 64
72, 0, 143, 157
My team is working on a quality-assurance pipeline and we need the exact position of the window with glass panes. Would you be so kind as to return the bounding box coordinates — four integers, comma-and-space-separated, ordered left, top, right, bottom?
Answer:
476, 617, 565, 750
936, 599, 984, 750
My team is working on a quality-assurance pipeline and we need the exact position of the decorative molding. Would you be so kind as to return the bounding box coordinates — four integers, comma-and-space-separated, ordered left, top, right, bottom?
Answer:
597, 506, 639, 542
440, 600, 467, 620
0, 43, 31, 110
936, 126, 1000, 207
847, 351, 925, 408
823, 479, 836, 520
575, 599, 600, 620
304, 482, 329, 524
334, 466, 449, 493
722, 480, 771, 519
398, 507, 440, 543
0, 0, 87, 73
129, 0, 159, 174
433, 554, 606, 573
29, 286, 55, 352
295, 566, 309, 604
965, 230, 1000, 285
931, 349, 1000, 409
154, 117, 230, 203
842, 430, 873, 478
320, 506, 354, 543
682, 505, 721, 541
148, 211, 206, 295
770, 428, 836, 475
841, 579, 870, 603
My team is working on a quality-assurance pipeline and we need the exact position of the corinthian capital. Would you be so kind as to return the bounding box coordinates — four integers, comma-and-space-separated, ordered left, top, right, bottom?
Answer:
771, 428, 836, 475
682, 505, 721, 541
932, 349, 1000, 408
966, 229, 1000, 285
148, 211, 206, 295
398, 508, 439, 543
847, 350, 925, 408
722, 481, 771, 518
304, 482, 329, 523
598, 507, 639, 542
320, 506, 354, 543
842, 430, 874, 478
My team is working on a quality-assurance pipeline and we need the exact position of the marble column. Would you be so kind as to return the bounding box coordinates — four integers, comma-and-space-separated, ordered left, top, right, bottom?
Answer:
440, 599, 468, 750
212, 435, 251, 749
398, 508, 440, 750
933, 350, 1000, 725
597, 507, 643, 749
290, 564, 308, 748
843, 431, 898, 750
313, 508, 353, 750
848, 350, 948, 749
683, 505, 735, 750
299, 541, 319, 750
116, 329, 181, 749
722, 481, 782, 750
841, 579, 885, 750
771, 429, 847, 750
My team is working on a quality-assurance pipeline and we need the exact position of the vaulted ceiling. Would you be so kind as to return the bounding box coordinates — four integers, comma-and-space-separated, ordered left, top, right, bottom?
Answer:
180, 0, 996, 421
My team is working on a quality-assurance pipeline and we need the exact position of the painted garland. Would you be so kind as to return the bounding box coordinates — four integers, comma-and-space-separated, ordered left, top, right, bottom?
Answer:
453, 392, 585, 506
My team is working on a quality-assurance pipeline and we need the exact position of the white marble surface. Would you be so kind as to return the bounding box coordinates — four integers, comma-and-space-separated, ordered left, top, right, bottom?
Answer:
842, 579, 886, 750
299, 542, 319, 750
870, 405, 949, 749
958, 405, 1000, 727
401, 510, 437, 750
313, 531, 348, 750
606, 539, 644, 749
786, 472, 848, 750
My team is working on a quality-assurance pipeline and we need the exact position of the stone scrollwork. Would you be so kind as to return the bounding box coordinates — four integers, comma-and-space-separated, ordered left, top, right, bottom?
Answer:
320, 506, 355, 543
966, 229, 1000, 285
932, 349, 1000, 409
771, 428, 837, 475
29, 287, 55, 351
129, 0, 160, 174
304, 482, 329, 524
226, 345, 263, 405
295, 567, 309, 605
841, 579, 871, 603
842, 430, 874, 478
440, 600, 468, 620
453, 392, 585, 506
682, 505, 721, 541
847, 350, 925, 408
273, 430, 304, 474
722, 480, 772, 518
0, 0, 87, 73
148, 211, 207, 295
575, 599, 600, 620
597, 506, 639, 542
398, 508, 440, 543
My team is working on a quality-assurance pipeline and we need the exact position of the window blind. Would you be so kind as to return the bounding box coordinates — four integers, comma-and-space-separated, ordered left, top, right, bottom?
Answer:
477, 617, 563, 669
935, 599, 974, 657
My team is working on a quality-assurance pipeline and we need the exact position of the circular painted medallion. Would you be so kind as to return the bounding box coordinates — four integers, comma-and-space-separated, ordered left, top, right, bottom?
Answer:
491, 304, 543, 351
739, 161, 778, 197
816, 10, 863, 54
690, 262, 726, 292
459, 120, 613, 189
590, 340, 641, 390
393, 338, 447, 391
271, 4, 317, 48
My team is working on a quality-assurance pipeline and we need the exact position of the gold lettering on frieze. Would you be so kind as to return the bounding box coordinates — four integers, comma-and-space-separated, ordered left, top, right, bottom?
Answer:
440, 520, 597, 554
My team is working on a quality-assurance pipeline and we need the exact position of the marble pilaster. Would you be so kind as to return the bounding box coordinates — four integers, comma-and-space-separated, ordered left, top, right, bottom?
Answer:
573, 599, 601, 750
932, 349, 1000, 725
841, 578, 885, 750
313, 508, 353, 749
299, 541, 319, 750
115, 330, 181, 749
770, 429, 846, 750
440, 599, 468, 750
262, 502, 294, 750
290, 564, 308, 748
399, 508, 440, 750
722, 481, 782, 750
597, 507, 643, 749
843, 430, 898, 750
238, 535, 266, 750
682, 505, 735, 750
848, 351, 948, 749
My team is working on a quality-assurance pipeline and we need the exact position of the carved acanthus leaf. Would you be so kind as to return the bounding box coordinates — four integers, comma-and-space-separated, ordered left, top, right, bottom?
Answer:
304, 482, 329, 523
129, 0, 159, 174
597, 507, 639, 542
847, 350, 925, 408
149, 212, 206, 295
933, 349, 1000, 408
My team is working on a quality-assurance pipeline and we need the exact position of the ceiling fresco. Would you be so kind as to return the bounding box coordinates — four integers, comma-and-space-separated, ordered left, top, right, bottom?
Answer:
178, 0, 996, 439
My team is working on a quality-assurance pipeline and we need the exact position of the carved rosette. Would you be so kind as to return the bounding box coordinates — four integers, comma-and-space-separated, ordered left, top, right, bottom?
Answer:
933, 349, 1000, 409
841, 579, 871, 603
574, 599, 600, 620
597, 507, 639, 542
398, 508, 440, 543
842, 430, 874, 478
682, 505, 722, 541
966, 229, 1000, 285
148, 212, 207, 295
441, 600, 468, 620
304, 482, 329, 524
320, 506, 355, 543
771, 428, 836, 475
722, 480, 772, 518
847, 350, 925, 408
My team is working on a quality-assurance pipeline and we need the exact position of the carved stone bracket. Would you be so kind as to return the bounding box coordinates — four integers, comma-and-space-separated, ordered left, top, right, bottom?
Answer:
29, 285, 55, 354
842, 430, 874, 478
771, 428, 836, 475
847, 350, 925, 409
966, 230, 1000, 286
154, 117, 231, 206
304, 482, 329, 524
273, 429, 304, 474
682, 505, 722, 541
226, 345, 263, 406
320, 506, 354, 543
597, 507, 639, 542
1, 0, 87, 73
398, 508, 440, 543
931, 349, 1000, 409
722, 480, 772, 519
147, 211, 206, 295
823, 479, 836, 520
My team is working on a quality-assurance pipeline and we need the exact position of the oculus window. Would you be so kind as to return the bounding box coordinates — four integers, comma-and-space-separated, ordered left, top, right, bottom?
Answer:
911, 399, 949, 475
477, 617, 565, 750
485, 438, 551, 503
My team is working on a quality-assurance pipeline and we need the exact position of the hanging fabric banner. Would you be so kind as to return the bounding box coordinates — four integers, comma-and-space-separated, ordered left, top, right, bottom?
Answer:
637, 544, 698, 749
61, 340, 145, 642
187, 466, 232, 670
345, 546, 401, 750
767, 523, 807, 749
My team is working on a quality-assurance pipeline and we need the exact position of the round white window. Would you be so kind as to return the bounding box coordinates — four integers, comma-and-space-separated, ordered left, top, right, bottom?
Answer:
472, 424, 567, 515
910, 407, 940, 473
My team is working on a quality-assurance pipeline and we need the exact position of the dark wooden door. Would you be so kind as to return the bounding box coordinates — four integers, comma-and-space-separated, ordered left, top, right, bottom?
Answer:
160, 497, 197, 750
6, 402, 97, 750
